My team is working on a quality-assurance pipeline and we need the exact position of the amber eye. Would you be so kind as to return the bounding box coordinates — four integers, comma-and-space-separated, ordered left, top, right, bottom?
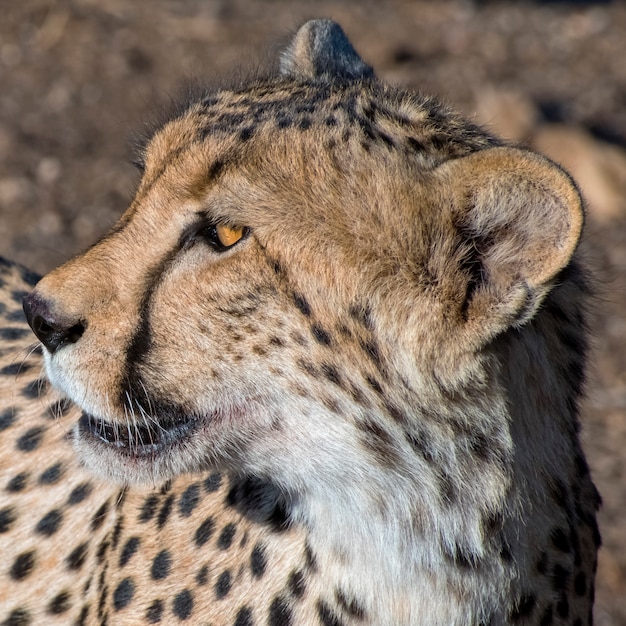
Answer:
216, 224, 245, 247
199, 222, 249, 252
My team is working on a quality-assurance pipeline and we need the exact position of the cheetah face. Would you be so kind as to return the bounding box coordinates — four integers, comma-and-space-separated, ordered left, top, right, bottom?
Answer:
23, 21, 583, 487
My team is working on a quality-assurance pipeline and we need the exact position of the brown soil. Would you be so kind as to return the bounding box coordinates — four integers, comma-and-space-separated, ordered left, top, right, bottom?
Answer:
1, 1, 625, 622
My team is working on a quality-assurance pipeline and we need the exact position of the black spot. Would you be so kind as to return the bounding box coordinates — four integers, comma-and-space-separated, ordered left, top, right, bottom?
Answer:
311, 324, 332, 346
429, 133, 449, 151
146, 599, 163, 623
35, 509, 63, 536
215, 570, 232, 599
68, 482, 93, 505
119, 537, 140, 567
96, 539, 110, 563
16, 426, 45, 451
269, 335, 284, 348
360, 339, 383, 369
298, 359, 318, 378
250, 543, 267, 578
97, 582, 107, 619
139, 494, 159, 522
378, 131, 395, 148
151, 550, 172, 580
2, 607, 31, 626
405, 428, 435, 462
289, 569, 306, 598
0, 361, 34, 376
384, 401, 408, 424
348, 303, 374, 330
227, 476, 289, 529
91, 500, 109, 530
317, 601, 345, 626
1, 327, 30, 340
47, 590, 71, 614
11, 289, 30, 301
366, 376, 383, 395
21, 377, 48, 398
157, 494, 175, 528
196, 564, 209, 586
0, 506, 17, 533
173, 589, 194, 620
195, 516, 215, 546
551, 564, 570, 591
234, 606, 253, 626
217, 523, 236, 549
444, 542, 481, 570
38, 462, 64, 485
46, 398, 73, 419
550, 527, 571, 553
321, 363, 341, 386
0, 408, 17, 431
76, 604, 89, 626
66, 541, 89, 570
298, 117, 312, 131
179, 483, 201, 517
268, 597, 292, 626
6, 472, 28, 492
10, 550, 36, 580
204, 472, 222, 493
292, 293, 311, 316
113, 578, 134, 611
110, 518, 123, 552
277, 116, 293, 129
336, 589, 366, 618
510, 594, 536, 620
467, 431, 503, 465
304, 543, 317, 571
239, 127, 255, 141
359, 418, 399, 468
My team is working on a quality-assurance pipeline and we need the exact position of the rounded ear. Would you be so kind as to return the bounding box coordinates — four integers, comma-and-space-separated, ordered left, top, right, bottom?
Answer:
280, 19, 374, 82
436, 147, 584, 337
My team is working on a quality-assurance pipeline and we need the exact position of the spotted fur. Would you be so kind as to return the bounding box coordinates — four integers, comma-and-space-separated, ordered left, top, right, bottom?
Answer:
1, 20, 599, 625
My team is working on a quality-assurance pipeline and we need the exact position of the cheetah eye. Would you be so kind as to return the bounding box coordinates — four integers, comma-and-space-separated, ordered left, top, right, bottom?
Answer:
199, 223, 249, 252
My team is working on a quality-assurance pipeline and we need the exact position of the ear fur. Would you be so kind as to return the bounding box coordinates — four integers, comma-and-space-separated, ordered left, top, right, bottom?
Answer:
436, 147, 584, 338
280, 19, 374, 82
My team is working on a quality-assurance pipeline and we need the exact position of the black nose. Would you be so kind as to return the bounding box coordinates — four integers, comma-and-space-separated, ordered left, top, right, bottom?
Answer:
23, 292, 85, 354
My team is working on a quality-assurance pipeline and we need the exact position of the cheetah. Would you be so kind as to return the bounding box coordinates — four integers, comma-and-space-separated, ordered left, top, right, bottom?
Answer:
1, 19, 600, 626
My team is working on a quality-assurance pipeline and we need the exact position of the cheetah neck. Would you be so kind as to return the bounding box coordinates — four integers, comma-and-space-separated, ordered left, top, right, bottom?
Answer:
255, 392, 517, 626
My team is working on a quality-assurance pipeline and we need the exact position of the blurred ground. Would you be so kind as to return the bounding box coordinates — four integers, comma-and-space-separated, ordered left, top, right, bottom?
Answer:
1, 0, 625, 622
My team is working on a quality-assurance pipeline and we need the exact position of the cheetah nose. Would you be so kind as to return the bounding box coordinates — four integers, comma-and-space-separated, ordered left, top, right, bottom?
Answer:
22, 292, 86, 354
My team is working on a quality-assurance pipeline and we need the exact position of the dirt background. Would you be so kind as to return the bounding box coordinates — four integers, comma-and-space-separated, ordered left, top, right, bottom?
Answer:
1, 0, 625, 622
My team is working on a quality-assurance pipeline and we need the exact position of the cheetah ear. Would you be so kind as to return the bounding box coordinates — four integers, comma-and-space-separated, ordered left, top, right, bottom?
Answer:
437, 147, 584, 337
280, 19, 375, 81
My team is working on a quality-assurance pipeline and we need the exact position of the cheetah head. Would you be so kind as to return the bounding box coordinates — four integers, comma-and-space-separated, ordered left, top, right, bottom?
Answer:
23, 20, 583, 494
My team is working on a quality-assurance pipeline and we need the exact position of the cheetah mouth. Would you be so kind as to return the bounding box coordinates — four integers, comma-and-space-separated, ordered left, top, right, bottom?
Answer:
78, 411, 198, 456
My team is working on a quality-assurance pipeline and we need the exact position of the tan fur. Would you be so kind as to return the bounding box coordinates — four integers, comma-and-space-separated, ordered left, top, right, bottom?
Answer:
1, 20, 599, 626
